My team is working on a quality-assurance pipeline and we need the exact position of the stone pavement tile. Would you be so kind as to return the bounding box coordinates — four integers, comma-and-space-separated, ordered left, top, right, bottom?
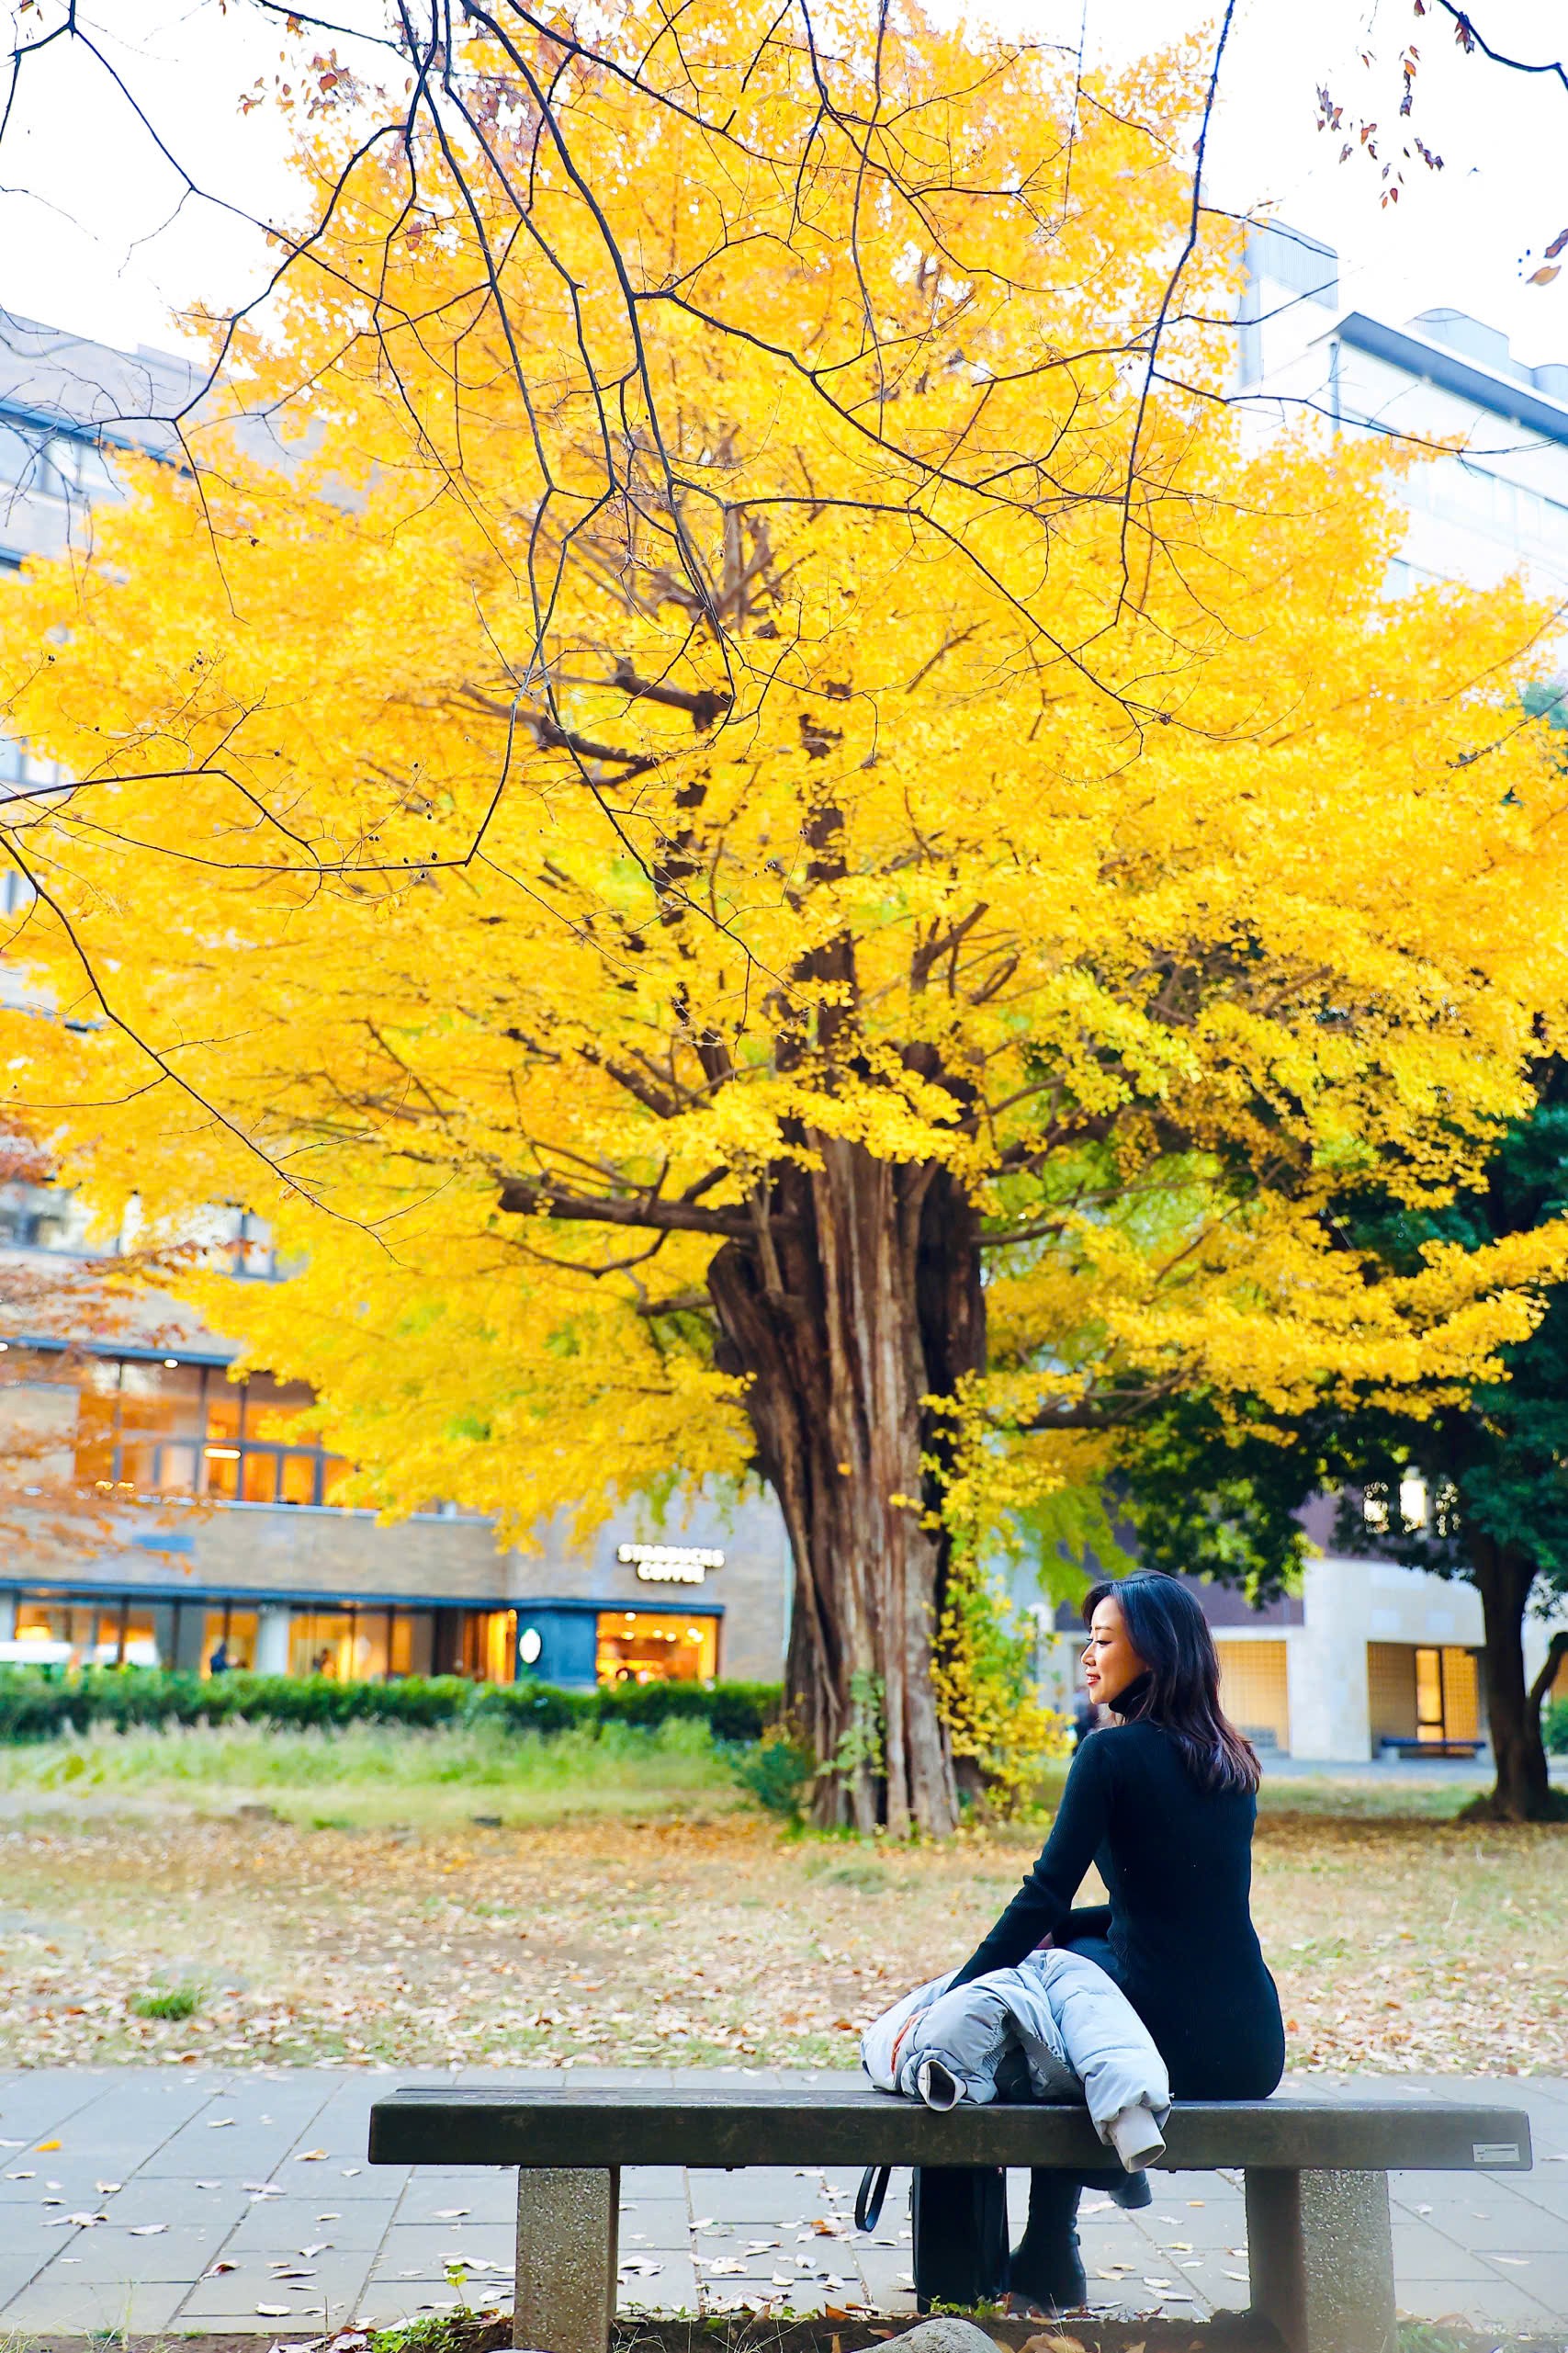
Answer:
855, 2251, 915, 2298
223, 2196, 394, 2251
1151, 2248, 1250, 2310
1398, 2186, 1566, 2250
1, 2278, 191, 2333
402, 2172, 517, 2220
170, 2260, 373, 2321
1392, 2219, 1519, 2279
1511, 2166, 1568, 2221
621, 2165, 689, 2200
1399, 2276, 1562, 2328
1477, 2253, 1568, 2321
0, 2255, 49, 2305
688, 2166, 832, 2221
620, 2196, 691, 2234
141, 2121, 333, 2178
368, 2223, 514, 2275
49, 2222, 238, 2282
305, 2161, 406, 2195
0, 2081, 110, 2134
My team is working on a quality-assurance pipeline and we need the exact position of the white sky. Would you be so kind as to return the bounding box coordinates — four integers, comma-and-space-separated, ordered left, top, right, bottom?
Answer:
0, 0, 1565, 368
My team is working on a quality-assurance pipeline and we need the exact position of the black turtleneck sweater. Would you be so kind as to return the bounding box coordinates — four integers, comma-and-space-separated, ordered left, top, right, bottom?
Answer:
951, 1704, 1285, 2100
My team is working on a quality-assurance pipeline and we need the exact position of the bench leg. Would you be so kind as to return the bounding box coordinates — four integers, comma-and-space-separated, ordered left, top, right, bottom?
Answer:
513, 2166, 619, 2353
1244, 2167, 1395, 2353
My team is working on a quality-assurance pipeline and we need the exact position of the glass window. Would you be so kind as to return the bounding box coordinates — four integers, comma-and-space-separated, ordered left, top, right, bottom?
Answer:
73, 1360, 119, 1488
155, 1442, 200, 1495
595, 1610, 717, 1685
119, 1605, 161, 1668
201, 1605, 257, 1675
242, 1373, 318, 1444
278, 1451, 319, 1506
393, 1611, 433, 1677
205, 1381, 243, 1444
319, 1454, 352, 1502
203, 1444, 241, 1499
116, 1437, 161, 1494
0, 422, 37, 483
288, 1610, 356, 1680
118, 1360, 204, 1442
351, 1610, 391, 1681
1416, 1646, 1445, 1739
241, 1450, 278, 1503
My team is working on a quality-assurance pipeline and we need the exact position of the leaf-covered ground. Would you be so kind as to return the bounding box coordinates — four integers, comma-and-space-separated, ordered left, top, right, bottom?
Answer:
0, 1798, 1562, 2073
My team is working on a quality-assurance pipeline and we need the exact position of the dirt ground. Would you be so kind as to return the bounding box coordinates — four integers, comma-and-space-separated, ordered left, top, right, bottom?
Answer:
0, 1800, 1562, 2073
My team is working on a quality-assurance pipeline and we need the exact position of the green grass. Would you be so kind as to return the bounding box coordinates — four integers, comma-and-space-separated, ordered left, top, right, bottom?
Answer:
0, 1714, 741, 1830
130, 1983, 203, 2020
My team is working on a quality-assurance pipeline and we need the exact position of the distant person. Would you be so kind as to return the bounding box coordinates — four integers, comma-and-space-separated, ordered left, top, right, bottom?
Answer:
209, 1639, 230, 1676
312, 1646, 333, 1678
1071, 1688, 1095, 1748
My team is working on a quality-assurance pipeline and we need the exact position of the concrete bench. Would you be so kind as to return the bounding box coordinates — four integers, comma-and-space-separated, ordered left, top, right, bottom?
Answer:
367, 2080, 1532, 2353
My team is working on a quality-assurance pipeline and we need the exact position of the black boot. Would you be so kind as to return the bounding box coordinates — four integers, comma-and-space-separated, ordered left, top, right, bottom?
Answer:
1008, 2171, 1087, 2314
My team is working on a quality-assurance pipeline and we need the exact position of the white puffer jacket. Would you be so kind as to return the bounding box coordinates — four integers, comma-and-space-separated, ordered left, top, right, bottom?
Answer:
861, 1949, 1170, 2172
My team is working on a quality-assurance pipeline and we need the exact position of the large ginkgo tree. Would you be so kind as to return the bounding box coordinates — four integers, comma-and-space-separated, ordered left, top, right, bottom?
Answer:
4, 5, 1568, 1831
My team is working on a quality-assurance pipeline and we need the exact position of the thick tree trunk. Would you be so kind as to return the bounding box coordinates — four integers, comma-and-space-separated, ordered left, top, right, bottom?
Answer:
1465, 1540, 1566, 1823
706, 1140, 984, 1836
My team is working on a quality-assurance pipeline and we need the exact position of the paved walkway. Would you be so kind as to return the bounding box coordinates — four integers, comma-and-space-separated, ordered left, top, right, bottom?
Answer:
1, 2069, 1564, 2338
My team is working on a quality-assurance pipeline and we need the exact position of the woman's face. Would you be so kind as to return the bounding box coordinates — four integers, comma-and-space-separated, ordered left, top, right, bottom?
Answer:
1082, 1596, 1148, 1711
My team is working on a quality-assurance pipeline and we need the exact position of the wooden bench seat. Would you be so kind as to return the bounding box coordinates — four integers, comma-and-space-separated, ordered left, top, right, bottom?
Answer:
367, 2079, 1533, 2353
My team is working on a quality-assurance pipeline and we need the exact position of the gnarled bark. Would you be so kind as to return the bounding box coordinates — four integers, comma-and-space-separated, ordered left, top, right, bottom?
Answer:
706, 1142, 984, 1835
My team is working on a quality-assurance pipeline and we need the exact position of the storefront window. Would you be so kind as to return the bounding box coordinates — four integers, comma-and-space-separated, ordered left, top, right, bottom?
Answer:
595, 1610, 717, 1685
201, 1605, 258, 1674
289, 1610, 357, 1680
342, 1609, 389, 1681
391, 1611, 434, 1676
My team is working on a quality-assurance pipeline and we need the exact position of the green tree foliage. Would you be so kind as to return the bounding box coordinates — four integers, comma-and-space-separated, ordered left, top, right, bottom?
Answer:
1118, 1069, 1568, 1822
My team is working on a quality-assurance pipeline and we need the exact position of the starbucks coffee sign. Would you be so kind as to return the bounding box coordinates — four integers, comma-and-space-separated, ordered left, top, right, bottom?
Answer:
616, 1542, 724, 1585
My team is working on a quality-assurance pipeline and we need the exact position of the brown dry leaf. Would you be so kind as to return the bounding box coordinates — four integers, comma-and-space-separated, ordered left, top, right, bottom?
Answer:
1, 1808, 1563, 2074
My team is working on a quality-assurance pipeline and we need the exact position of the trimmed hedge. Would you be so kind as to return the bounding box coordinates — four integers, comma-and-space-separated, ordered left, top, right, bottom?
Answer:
1546, 1697, 1568, 1757
0, 1665, 782, 1746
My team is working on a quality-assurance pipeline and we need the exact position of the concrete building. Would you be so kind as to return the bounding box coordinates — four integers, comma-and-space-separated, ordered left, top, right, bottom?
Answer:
1237, 220, 1568, 606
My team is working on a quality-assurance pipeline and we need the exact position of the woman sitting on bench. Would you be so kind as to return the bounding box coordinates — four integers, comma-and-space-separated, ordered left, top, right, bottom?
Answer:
949, 1572, 1285, 2315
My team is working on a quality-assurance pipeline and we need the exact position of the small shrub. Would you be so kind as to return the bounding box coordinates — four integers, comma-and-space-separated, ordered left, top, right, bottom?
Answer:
1545, 1698, 1568, 1757
468, 1680, 589, 1736
731, 1725, 818, 1818
132, 1985, 202, 2020
0, 1664, 781, 1745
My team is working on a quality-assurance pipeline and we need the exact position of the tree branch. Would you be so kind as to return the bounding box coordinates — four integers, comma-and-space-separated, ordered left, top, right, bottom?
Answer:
498, 1176, 764, 1237
1529, 1629, 1568, 1719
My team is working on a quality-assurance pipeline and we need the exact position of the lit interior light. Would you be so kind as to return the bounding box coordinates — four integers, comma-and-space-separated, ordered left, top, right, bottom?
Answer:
163, 1357, 179, 1369
0, 1341, 10, 1353
204, 1446, 241, 1460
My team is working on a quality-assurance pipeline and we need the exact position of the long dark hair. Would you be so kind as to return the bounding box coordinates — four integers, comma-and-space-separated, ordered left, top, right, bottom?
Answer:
1083, 1572, 1260, 1795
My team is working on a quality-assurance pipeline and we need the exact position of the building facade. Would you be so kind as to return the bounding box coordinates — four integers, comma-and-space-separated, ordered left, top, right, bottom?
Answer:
0, 1327, 791, 1687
